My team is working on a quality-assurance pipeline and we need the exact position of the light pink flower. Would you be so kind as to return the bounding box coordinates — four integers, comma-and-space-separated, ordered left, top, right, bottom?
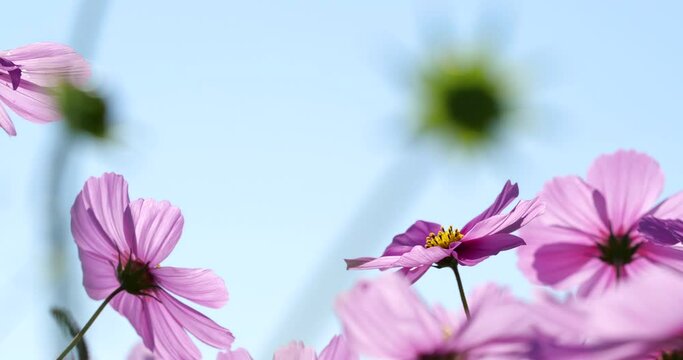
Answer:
335, 273, 534, 359
127, 343, 157, 360
216, 347, 253, 360
518, 150, 683, 297
345, 181, 543, 283
0, 42, 89, 136
71, 173, 233, 360
273, 335, 356, 360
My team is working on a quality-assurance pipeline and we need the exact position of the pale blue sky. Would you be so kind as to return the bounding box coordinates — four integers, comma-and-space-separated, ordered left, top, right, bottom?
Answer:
2, 1, 683, 359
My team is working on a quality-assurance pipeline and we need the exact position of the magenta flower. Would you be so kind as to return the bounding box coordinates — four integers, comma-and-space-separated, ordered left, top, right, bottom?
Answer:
0, 42, 90, 136
518, 150, 683, 297
531, 267, 683, 359
273, 335, 357, 360
71, 173, 233, 360
345, 181, 543, 283
335, 273, 534, 359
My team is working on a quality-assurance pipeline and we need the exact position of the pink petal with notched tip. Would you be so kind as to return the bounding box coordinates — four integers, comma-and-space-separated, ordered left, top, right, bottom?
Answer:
462, 198, 544, 241
216, 348, 253, 360
461, 180, 519, 234
318, 335, 358, 360
153, 266, 228, 308
587, 150, 664, 235
273, 341, 317, 360
1, 42, 90, 86
128, 198, 184, 265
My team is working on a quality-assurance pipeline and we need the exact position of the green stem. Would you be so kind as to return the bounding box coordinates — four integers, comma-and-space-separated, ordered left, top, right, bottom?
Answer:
450, 263, 471, 320
56, 287, 123, 360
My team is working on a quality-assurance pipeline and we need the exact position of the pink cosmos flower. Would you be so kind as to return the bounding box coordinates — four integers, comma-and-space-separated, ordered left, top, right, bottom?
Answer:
531, 267, 683, 359
71, 173, 233, 360
335, 273, 534, 359
0, 42, 90, 136
127, 343, 157, 360
272, 335, 357, 360
345, 181, 543, 283
518, 150, 683, 297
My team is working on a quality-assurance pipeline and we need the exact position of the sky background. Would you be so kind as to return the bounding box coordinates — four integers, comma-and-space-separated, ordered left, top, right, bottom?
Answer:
2, 1, 683, 359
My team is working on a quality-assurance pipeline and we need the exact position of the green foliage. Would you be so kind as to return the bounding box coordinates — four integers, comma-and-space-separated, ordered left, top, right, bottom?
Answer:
51, 307, 89, 360
54, 82, 108, 138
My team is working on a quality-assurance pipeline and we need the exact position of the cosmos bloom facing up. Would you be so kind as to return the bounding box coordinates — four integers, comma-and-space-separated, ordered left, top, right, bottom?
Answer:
71, 173, 233, 360
345, 181, 543, 283
335, 273, 534, 359
0, 42, 90, 136
273, 335, 357, 360
518, 150, 683, 297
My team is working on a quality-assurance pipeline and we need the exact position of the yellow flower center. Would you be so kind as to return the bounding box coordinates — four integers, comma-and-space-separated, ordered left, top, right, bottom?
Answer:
425, 226, 463, 249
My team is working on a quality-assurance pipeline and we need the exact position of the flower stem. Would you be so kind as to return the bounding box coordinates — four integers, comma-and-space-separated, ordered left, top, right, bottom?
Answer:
56, 287, 123, 360
450, 263, 471, 320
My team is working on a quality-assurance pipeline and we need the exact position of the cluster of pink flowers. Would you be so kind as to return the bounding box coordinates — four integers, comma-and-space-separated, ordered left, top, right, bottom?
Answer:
6, 42, 683, 360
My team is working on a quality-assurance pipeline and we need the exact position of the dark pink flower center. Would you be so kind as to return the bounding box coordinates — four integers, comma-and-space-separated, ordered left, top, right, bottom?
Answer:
660, 350, 683, 360
116, 259, 156, 295
420, 353, 461, 360
0, 57, 22, 90
597, 233, 640, 277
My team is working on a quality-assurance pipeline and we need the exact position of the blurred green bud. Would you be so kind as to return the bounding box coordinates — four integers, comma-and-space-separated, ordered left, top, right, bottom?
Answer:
419, 52, 513, 148
54, 82, 108, 138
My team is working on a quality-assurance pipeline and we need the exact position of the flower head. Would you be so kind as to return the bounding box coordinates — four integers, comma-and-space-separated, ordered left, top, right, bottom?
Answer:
0, 42, 90, 136
335, 273, 534, 359
71, 173, 233, 360
273, 335, 356, 360
345, 181, 543, 283
518, 150, 683, 297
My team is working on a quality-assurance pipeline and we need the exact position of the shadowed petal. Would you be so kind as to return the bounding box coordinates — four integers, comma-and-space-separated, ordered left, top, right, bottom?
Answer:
153, 266, 228, 308
0, 105, 16, 136
462, 180, 519, 234
129, 199, 184, 265
396, 265, 431, 284
319, 335, 358, 360
382, 220, 441, 256
587, 150, 664, 235
638, 217, 683, 245
454, 233, 525, 266
394, 245, 451, 268
273, 341, 317, 360
639, 242, 683, 273
111, 293, 155, 351
157, 290, 234, 349
71, 173, 133, 258
147, 297, 201, 360
77, 248, 119, 300
1, 42, 90, 86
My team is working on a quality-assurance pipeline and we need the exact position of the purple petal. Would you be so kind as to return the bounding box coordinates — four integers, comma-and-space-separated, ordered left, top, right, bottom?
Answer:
157, 290, 234, 349
639, 242, 683, 273
638, 217, 683, 246
530, 243, 601, 287
70, 173, 133, 259
396, 265, 431, 284
319, 335, 358, 360
216, 348, 253, 360
77, 248, 119, 300
454, 233, 525, 266
463, 198, 544, 241
345, 256, 400, 270
393, 245, 451, 268
0, 105, 16, 136
1, 42, 90, 86
461, 180, 519, 234
111, 293, 155, 351
587, 150, 664, 234
382, 220, 441, 256
273, 341, 317, 360
146, 296, 201, 360
153, 266, 228, 308
129, 198, 184, 265
0, 76, 59, 122
651, 191, 683, 219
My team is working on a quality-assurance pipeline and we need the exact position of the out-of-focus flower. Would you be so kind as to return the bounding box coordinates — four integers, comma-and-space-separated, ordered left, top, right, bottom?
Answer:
639, 217, 683, 246
345, 181, 543, 283
71, 173, 233, 360
127, 343, 157, 360
335, 273, 534, 359
273, 335, 356, 360
417, 52, 516, 149
54, 81, 108, 138
0, 42, 89, 136
531, 267, 683, 359
216, 347, 253, 360
518, 150, 683, 297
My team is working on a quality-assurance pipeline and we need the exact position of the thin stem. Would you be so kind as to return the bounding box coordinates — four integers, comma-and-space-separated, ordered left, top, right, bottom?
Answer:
56, 287, 123, 360
450, 263, 471, 320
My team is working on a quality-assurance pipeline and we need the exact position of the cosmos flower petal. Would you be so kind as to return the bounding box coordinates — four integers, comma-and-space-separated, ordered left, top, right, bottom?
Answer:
0, 78, 60, 122
71, 173, 134, 259
273, 341, 317, 360
129, 198, 184, 265
463, 198, 544, 240
127, 343, 157, 360
0, 42, 90, 86
396, 265, 431, 284
216, 348, 253, 360
0, 105, 16, 136
318, 335, 358, 360
77, 248, 120, 300
382, 220, 441, 256
587, 150, 664, 234
393, 245, 452, 268
576, 264, 618, 297
454, 233, 525, 266
345, 256, 400, 270
111, 293, 155, 351
147, 297, 201, 360
157, 290, 235, 349
639, 242, 683, 273
651, 191, 683, 219
335, 273, 443, 358
525, 243, 601, 288
153, 266, 229, 308
638, 217, 683, 245
461, 180, 519, 234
